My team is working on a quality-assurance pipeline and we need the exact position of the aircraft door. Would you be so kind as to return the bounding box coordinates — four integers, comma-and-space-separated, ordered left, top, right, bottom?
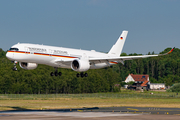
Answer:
49, 49, 53, 57
25, 47, 29, 54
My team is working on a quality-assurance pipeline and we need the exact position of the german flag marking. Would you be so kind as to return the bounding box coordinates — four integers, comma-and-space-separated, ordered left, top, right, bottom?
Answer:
110, 61, 118, 64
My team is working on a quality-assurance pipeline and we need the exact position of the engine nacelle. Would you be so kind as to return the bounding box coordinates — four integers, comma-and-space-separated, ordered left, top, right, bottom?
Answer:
71, 59, 90, 72
19, 62, 38, 70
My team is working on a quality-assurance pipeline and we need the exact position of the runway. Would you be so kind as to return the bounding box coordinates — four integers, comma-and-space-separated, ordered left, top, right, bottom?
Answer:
0, 107, 180, 120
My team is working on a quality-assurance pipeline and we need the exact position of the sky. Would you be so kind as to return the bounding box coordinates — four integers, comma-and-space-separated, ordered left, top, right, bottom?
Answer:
0, 0, 179, 54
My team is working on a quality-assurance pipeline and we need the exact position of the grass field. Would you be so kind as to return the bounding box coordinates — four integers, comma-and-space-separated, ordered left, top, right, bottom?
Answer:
0, 91, 180, 111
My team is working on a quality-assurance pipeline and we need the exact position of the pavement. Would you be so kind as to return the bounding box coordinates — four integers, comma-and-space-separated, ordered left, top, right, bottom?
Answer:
0, 107, 180, 120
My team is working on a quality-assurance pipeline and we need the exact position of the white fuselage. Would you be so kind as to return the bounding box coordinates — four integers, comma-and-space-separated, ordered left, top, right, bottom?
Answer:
6, 43, 117, 70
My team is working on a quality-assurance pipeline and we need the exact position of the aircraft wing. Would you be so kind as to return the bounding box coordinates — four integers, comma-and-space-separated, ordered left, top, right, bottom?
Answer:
89, 47, 175, 64
54, 58, 73, 66
53, 47, 174, 65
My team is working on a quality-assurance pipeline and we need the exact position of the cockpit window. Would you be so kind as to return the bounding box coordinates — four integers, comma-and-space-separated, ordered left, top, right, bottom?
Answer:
9, 48, 19, 51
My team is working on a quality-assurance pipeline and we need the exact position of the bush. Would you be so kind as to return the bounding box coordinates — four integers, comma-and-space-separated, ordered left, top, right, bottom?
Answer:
167, 83, 180, 92
126, 81, 135, 85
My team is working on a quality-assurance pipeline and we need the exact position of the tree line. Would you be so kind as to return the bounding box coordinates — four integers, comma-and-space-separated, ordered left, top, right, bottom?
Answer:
0, 47, 179, 94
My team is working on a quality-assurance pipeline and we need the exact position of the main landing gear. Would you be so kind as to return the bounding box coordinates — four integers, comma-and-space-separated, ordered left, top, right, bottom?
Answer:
12, 61, 17, 71
50, 68, 88, 78
50, 67, 62, 76
76, 72, 88, 78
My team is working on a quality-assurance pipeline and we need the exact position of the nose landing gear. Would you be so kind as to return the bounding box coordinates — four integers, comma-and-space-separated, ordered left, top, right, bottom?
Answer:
12, 61, 17, 71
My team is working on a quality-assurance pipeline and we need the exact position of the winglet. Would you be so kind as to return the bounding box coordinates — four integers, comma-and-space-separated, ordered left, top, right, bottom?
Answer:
160, 47, 175, 56
167, 47, 175, 54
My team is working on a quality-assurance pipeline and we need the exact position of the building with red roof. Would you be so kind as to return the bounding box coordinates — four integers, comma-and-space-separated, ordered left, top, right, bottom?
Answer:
125, 74, 150, 90
125, 74, 149, 83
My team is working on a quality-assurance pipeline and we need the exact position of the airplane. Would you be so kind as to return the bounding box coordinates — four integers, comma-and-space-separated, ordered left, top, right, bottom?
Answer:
6, 31, 174, 77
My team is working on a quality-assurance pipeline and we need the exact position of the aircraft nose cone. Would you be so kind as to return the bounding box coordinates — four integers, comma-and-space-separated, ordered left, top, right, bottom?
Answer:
6, 52, 13, 60
6, 52, 10, 59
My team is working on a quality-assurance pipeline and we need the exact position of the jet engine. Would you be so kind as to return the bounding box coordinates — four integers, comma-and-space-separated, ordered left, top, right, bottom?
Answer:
19, 62, 38, 70
71, 59, 90, 72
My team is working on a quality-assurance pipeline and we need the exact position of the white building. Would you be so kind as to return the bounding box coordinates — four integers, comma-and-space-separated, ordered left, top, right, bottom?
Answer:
125, 74, 166, 90
150, 83, 166, 90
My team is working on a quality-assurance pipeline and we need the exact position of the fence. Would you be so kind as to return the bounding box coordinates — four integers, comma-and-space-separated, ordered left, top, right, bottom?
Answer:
0, 92, 180, 100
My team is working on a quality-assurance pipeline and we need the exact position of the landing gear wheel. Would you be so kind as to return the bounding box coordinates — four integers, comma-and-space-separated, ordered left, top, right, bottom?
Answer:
58, 72, 62, 76
76, 73, 80, 77
55, 72, 58, 76
84, 73, 88, 77
80, 72, 84, 78
50, 72, 54, 76
13, 67, 17, 71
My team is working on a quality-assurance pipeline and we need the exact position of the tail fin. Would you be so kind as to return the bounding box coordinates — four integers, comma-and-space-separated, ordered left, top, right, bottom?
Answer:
108, 31, 128, 56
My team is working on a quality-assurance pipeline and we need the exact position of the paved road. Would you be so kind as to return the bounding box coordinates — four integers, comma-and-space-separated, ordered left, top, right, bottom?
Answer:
0, 107, 180, 120
82, 106, 180, 115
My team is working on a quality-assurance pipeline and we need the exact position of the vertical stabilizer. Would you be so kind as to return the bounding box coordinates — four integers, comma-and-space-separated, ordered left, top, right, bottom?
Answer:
108, 31, 128, 56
